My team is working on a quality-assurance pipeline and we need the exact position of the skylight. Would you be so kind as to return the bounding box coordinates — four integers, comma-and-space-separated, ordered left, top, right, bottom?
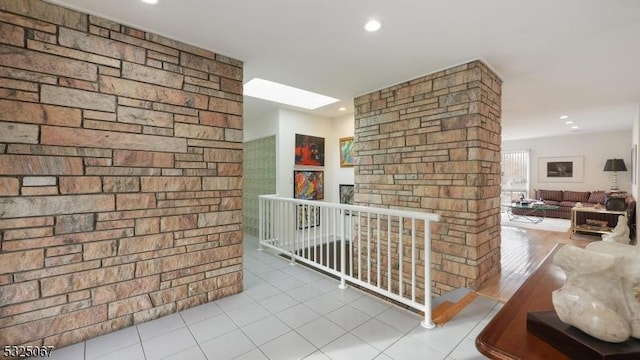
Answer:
243, 78, 339, 110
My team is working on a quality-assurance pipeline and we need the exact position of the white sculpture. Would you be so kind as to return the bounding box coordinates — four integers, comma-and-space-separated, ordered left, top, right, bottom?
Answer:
601, 215, 631, 244
552, 241, 640, 343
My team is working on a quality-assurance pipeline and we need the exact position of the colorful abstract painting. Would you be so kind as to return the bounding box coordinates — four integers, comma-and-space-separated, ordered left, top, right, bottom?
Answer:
339, 136, 354, 167
295, 133, 325, 166
293, 170, 324, 200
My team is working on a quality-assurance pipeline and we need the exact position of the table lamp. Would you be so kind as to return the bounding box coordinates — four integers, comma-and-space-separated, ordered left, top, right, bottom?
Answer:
603, 158, 627, 191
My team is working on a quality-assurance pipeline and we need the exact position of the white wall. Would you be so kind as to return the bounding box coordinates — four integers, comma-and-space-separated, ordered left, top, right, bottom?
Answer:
276, 109, 335, 199
245, 108, 356, 203
503, 130, 633, 195
326, 114, 355, 202
244, 109, 278, 142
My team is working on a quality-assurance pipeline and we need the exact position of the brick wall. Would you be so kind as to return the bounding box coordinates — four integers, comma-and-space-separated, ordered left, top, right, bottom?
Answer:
354, 60, 502, 295
0, 0, 243, 349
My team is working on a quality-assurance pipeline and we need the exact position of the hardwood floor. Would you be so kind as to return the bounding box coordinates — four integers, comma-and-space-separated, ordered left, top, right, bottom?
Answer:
476, 224, 595, 302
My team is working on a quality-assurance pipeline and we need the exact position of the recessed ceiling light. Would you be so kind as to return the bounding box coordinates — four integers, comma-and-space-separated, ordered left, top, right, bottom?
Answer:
142, 0, 158, 4
244, 78, 339, 110
571, 125, 579, 129
339, 107, 346, 111
364, 19, 381, 32
560, 115, 568, 119
565, 120, 574, 125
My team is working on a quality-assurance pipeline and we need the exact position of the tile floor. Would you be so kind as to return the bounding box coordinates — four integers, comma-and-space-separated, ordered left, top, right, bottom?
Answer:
50, 235, 502, 360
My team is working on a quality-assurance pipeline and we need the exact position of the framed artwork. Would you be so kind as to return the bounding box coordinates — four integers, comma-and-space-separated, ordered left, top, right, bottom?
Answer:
297, 204, 320, 229
339, 184, 354, 205
538, 156, 584, 182
295, 133, 325, 166
339, 136, 355, 167
293, 170, 324, 200
632, 145, 637, 185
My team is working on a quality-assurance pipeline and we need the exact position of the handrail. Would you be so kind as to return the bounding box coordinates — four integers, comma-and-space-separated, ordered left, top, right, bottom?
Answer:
259, 194, 441, 219
258, 194, 441, 328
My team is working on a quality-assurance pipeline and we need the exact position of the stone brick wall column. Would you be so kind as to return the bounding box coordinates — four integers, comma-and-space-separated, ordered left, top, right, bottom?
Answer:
0, 0, 243, 349
353, 60, 502, 296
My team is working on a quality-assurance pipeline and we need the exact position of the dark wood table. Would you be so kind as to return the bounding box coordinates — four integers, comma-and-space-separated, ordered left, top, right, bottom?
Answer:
476, 244, 570, 359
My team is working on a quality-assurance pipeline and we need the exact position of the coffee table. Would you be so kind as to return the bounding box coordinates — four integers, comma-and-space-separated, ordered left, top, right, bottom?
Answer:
506, 202, 560, 224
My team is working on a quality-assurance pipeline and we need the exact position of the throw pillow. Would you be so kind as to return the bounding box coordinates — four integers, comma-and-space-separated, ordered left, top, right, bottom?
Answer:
588, 191, 607, 204
536, 189, 563, 202
563, 191, 591, 203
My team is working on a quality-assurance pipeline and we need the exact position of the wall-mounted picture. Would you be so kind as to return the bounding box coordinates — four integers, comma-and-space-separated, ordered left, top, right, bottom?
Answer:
546, 161, 573, 178
538, 156, 584, 183
339, 136, 355, 167
339, 184, 354, 205
297, 204, 320, 229
294, 170, 324, 200
295, 133, 324, 166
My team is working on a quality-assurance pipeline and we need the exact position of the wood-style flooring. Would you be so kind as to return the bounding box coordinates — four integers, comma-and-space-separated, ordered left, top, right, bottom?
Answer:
476, 224, 596, 302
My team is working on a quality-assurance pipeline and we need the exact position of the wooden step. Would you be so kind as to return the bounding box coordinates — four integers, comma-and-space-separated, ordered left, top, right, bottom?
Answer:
433, 291, 477, 325
431, 300, 455, 320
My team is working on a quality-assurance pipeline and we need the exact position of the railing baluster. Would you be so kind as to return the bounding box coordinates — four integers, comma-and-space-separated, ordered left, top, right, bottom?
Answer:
282, 202, 286, 258
313, 205, 317, 261
339, 204, 347, 289
320, 206, 325, 267
301, 204, 305, 257
309, 204, 313, 259
272, 199, 275, 242
387, 215, 391, 292
258, 197, 264, 250
305, 204, 310, 259
376, 213, 381, 287
264, 197, 268, 243
411, 218, 416, 302
309, 207, 322, 262
356, 211, 360, 281
289, 202, 295, 265
333, 207, 344, 271
367, 212, 371, 284
399, 216, 403, 299
328, 208, 332, 270
422, 219, 435, 329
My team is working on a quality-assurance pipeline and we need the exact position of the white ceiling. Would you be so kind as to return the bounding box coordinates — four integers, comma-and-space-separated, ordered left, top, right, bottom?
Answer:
47, 0, 640, 141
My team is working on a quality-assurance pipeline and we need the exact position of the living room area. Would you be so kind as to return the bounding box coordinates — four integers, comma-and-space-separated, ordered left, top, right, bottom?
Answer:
501, 129, 637, 242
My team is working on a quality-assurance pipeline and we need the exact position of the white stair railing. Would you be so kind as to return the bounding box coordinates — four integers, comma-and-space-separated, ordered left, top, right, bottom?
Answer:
258, 194, 441, 328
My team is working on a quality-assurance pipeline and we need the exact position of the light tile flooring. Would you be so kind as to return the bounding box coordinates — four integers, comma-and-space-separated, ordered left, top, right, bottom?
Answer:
50, 235, 502, 360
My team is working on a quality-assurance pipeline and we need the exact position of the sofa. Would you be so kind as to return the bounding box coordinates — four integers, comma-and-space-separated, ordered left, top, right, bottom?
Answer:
511, 189, 636, 224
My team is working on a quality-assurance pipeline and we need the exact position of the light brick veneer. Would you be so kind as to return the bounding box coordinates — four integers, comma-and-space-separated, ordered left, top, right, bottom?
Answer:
0, 0, 243, 349
353, 61, 502, 296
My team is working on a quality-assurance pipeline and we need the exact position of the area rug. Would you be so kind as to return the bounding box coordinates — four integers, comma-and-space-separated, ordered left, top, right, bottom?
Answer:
500, 212, 571, 233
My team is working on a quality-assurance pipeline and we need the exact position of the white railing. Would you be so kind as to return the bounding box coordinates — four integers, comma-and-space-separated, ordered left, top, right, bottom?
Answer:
258, 194, 441, 328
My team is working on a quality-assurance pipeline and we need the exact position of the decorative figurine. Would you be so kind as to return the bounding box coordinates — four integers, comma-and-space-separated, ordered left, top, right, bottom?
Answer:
552, 242, 640, 343
601, 215, 631, 244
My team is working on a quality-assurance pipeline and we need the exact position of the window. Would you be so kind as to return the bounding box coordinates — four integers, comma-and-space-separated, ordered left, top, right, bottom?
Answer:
501, 150, 530, 207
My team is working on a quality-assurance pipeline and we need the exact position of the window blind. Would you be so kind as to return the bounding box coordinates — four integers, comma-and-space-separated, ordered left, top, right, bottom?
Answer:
501, 150, 530, 206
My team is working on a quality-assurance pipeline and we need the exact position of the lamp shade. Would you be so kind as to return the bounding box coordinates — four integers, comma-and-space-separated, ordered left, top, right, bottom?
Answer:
603, 159, 627, 172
